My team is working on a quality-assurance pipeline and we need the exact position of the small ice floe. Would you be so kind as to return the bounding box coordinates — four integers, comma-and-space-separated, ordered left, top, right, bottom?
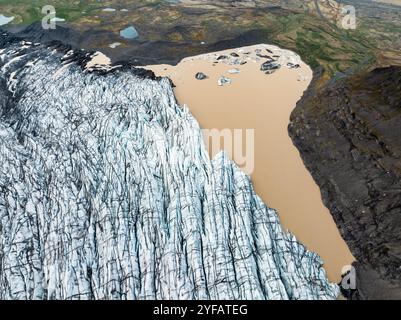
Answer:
102, 8, 116, 12
228, 68, 240, 74
261, 61, 281, 74
195, 72, 208, 80
0, 14, 14, 26
120, 26, 139, 39
109, 42, 121, 49
230, 58, 242, 65
216, 55, 228, 61
218, 76, 232, 86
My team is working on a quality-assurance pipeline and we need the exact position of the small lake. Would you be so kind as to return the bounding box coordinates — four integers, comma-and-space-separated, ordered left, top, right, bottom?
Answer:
120, 26, 139, 40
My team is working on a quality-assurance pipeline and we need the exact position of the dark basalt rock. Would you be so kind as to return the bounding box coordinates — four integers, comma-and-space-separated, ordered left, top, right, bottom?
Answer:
216, 55, 228, 60
289, 66, 401, 300
287, 62, 300, 69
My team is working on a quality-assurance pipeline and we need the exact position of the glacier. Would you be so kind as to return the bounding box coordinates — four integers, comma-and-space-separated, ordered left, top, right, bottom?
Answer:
0, 33, 339, 300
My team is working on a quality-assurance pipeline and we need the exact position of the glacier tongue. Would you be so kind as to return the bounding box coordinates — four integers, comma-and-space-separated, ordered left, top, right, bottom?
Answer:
0, 37, 339, 300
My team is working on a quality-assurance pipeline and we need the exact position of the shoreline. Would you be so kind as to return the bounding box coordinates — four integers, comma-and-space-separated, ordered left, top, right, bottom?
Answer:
145, 44, 355, 282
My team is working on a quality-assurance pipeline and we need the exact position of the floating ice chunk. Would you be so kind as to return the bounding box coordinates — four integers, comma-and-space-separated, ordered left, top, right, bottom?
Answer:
218, 76, 232, 86
228, 68, 240, 74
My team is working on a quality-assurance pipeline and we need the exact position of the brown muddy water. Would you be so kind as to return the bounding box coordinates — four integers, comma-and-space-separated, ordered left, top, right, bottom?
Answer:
145, 44, 354, 283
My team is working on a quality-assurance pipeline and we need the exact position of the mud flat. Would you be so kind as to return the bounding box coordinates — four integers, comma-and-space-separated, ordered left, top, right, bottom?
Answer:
146, 44, 355, 282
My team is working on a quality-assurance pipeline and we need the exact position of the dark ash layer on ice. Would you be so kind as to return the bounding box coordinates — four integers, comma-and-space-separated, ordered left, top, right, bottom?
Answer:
0, 34, 338, 300
289, 67, 401, 300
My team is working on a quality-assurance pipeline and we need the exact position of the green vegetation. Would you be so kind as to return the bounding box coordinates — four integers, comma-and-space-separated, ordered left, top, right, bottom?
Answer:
1, 0, 399, 81
255, 12, 377, 79
0, 1, 97, 24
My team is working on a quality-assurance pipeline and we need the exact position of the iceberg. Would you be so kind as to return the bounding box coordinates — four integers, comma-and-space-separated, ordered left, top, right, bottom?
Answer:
0, 34, 339, 300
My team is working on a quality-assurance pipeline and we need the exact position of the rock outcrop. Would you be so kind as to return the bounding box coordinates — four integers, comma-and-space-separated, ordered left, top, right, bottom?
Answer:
0, 35, 338, 300
289, 66, 401, 299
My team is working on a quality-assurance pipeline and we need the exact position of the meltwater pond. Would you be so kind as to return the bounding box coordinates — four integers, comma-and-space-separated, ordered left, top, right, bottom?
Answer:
120, 26, 139, 39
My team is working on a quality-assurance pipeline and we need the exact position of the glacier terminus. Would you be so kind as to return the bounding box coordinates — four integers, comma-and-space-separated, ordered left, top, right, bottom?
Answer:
0, 33, 339, 300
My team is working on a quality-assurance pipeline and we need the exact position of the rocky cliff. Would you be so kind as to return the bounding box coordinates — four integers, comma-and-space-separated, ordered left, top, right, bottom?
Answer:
0, 34, 338, 300
289, 66, 401, 299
